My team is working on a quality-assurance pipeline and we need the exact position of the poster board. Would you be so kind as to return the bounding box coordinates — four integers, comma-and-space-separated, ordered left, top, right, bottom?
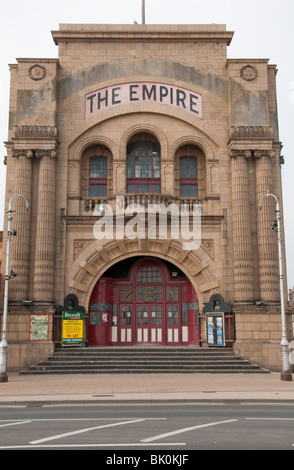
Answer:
29, 314, 49, 341
62, 311, 84, 346
206, 312, 225, 346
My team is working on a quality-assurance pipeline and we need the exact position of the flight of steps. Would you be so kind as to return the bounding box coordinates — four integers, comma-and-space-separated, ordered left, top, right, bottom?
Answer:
19, 347, 270, 375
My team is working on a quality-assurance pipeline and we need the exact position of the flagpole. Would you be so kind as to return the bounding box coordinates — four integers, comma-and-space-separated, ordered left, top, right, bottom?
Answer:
142, 0, 145, 24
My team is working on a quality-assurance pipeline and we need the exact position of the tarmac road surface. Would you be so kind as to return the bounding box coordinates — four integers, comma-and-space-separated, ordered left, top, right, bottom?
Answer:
0, 403, 294, 450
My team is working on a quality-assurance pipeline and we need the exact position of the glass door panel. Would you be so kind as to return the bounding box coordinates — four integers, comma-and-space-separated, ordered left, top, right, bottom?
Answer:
167, 305, 181, 344
120, 305, 133, 343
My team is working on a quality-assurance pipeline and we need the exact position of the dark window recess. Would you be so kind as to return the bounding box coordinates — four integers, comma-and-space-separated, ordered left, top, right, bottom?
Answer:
127, 141, 161, 193
180, 156, 198, 197
89, 156, 107, 197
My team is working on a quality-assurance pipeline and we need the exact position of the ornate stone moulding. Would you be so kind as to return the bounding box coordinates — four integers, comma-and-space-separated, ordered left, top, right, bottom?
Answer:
28, 64, 46, 81
229, 126, 273, 139
12, 148, 58, 159
14, 125, 58, 139
240, 64, 258, 81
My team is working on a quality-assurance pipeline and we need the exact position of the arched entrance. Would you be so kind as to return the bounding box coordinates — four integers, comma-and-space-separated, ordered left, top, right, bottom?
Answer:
88, 257, 199, 346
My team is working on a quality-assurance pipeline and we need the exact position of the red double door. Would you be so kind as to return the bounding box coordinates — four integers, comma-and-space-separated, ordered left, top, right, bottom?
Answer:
88, 259, 199, 346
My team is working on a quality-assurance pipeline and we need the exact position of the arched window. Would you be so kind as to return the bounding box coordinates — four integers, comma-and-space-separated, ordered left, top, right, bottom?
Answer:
127, 141, 161, 193
81, 145, 112, 199
89, 156, 107, 197
180, 156, 198, 197
137, 266, 163, 283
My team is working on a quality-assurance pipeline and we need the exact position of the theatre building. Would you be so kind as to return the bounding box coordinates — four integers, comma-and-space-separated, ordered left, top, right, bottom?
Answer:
1, 23, 292, 373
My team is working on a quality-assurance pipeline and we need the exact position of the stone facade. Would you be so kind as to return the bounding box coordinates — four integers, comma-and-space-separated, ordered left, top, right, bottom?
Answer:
1, 24, 292, 371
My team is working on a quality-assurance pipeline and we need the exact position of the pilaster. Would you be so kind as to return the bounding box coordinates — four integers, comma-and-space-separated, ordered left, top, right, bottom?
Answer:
8, 149, 33, 301
254, 149, 279, 302
230, 149, 254, 304
33, 149, 57, 302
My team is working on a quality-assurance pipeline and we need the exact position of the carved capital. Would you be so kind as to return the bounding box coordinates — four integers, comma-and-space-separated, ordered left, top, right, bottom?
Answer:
254, 150, 276, 160
35, 149, 58, 159
230, 149, 252, 159
11, 149, 34, 159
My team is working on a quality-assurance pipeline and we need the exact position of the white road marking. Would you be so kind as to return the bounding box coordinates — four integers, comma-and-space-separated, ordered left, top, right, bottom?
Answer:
141, 419, 239, 442
246, 418, 294, 421
0, 421, 31, 428
30, 419, 146, 445
0, 442, 186, 449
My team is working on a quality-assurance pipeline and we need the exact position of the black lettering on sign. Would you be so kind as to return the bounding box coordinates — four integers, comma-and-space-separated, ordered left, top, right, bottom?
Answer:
97, 90, 108, 109
85, 82, 202, 119
130, 84, 139, 101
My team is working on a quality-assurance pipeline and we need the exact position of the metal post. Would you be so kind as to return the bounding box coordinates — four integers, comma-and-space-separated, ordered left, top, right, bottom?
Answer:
142, 0, 145, 24
260, 191, 292, 381
0, 192, 29, 382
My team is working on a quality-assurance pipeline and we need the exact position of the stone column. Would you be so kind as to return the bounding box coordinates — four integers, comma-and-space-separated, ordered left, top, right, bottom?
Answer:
33, 149, 57, 302
230, 150, 254, 304
254, 150, 279, 302
9, 149, 33, 301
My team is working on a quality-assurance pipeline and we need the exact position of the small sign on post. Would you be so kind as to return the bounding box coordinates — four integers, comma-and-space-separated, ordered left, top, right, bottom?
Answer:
62, 311, 84, 346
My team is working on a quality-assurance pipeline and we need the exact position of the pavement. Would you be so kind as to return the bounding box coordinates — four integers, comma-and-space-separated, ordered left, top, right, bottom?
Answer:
0, 371, 293, 405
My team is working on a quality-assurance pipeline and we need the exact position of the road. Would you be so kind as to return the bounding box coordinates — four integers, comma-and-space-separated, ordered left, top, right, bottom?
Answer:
0, 403, 293, 451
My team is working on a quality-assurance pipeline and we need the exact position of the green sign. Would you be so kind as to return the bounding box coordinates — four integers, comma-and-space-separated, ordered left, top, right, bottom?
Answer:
62, 311, 84, 345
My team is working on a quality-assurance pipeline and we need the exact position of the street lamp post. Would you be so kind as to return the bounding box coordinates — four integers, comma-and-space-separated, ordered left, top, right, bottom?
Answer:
0, 192, 29, 383
260, 191, 292, 381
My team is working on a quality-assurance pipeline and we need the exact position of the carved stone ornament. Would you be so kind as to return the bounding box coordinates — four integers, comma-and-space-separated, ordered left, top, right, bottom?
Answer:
229, 126, 273, 139
201, 240, 214, 259
35, 149, 58, 159
230, 149, 252, 159
74, 240, 93, 259
240, 64, 258, 81
14, 125, 57, 138
11, 149, 34, 159
28, 64, 46, 81
254, 149, 276, 160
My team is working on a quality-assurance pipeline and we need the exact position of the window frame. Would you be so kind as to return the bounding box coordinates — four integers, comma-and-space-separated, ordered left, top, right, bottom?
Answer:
127, 141, 161, 194
89, 155, 108, 197
179, 156, 198, 197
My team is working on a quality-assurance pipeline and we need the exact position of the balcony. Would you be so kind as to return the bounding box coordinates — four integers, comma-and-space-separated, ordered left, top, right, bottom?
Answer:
83, 193, 203, 215
65, 193, 222, 228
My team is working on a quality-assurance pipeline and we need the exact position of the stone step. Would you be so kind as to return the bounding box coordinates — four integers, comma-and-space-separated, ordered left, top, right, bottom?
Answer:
33, 360, 253, 368
19, 346, 270, 375
47, 354, 243, 362
20, 368, 269, 375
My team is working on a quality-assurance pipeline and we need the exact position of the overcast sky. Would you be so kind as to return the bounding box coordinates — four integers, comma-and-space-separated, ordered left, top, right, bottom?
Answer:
0, 0, 293, 288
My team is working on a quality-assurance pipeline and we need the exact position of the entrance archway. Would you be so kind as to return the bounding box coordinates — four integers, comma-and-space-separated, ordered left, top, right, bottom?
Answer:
88, 257, 199, 346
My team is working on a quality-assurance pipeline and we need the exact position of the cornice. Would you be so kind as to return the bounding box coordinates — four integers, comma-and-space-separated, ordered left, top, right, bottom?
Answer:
52, 27, 233, 45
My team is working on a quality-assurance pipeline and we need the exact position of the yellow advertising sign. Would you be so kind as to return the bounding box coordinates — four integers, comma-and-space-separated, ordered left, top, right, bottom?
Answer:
62, 311, 84, 345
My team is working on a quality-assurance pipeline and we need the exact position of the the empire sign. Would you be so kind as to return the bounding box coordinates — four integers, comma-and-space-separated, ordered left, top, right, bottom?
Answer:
85, 82, 202, 119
